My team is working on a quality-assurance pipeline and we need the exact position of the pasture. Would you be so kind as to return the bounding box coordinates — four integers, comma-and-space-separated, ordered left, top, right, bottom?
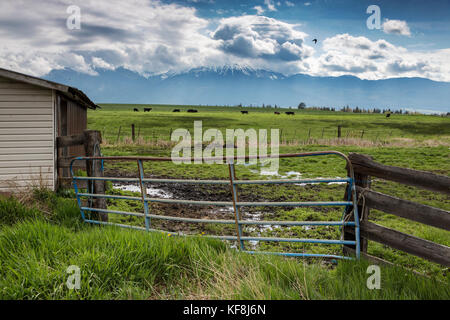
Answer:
85, 104, 450, 279
89, 104, 450, 144
1, 103, 449, 299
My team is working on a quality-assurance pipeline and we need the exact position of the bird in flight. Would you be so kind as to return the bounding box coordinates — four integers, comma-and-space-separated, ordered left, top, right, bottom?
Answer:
312, 38, 318, 44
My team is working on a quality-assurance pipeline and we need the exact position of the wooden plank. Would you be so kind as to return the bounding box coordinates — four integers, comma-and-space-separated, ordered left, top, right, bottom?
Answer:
0, 160, 53, 168
349, 153, 450, 195
0, 70, 69, 92
57, 157, 86, 169
0, 166, 53, 175
0, 140, 53, 148
350, 221, 450, 267
0, 95, 52, 102
0, 88, 51, 95
59, 177, 87, 189
0, 153, 53, 161
357, 187, 450, 231
0, 83, 47, 89
344, 156, 371, 253
0, 108, 53, 115
0, 128, 52, 134
84, 130, 107, 221
0, 134, 53, 141
0, 121, 52, 128
0, 173, 53, 181
0, 114, 52, 122
56, 134, 85, 148
0, 147, 53, 155
0, 101, 51, 107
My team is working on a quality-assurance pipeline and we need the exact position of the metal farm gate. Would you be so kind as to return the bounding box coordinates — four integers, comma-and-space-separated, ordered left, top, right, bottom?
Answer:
70, 151, 361, 260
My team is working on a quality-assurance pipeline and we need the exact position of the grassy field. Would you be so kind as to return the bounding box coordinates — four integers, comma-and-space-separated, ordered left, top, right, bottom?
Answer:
90, 104, 450, 144
0, 190, 448, 299
1, 104, 449, 299
86, 104, 450, 278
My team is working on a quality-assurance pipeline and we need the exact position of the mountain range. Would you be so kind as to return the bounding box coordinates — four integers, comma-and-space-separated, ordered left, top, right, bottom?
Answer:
43, 65, 450, 113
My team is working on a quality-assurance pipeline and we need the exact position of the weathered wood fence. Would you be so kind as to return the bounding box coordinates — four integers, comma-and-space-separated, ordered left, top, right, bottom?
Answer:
56, 130, 107, 221
344, 153, 450, 267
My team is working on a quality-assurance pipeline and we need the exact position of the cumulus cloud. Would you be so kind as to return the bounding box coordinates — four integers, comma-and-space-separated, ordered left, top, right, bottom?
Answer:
311, 33, 450, 82
212, 15, 313, 62
0, 0, 448, 82
382, 19, 411, 36
0, 0, 219, 76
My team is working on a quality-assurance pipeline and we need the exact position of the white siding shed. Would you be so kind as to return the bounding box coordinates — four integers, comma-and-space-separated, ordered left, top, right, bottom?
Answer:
0, 68, 98, 193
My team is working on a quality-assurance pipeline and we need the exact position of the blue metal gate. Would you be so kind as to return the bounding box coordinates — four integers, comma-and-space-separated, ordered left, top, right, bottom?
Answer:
70, 151, 360, 260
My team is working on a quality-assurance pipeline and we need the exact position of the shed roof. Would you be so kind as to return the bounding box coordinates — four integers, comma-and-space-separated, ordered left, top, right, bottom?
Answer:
0, 67, 99, 110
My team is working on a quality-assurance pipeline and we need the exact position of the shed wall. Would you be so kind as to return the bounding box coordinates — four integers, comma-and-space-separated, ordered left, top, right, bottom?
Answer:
0, 76, 54, 191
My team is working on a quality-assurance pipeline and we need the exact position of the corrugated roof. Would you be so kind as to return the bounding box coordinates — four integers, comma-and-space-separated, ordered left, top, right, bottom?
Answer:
0, 67, 99, 110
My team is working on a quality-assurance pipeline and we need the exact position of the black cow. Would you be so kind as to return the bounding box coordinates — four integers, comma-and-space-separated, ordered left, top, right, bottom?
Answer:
133, 108, 139, 112
144, 108, 152, 112
274, 112, 280, 115
241, 110, 248, 114
386, 113, 391, 118
285, 111, 295, 115
173, 109, 180, 112
187, 109, 198, 113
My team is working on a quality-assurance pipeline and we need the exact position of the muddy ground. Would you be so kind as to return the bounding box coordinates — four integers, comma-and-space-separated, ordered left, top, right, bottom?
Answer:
103, 168, 344, 249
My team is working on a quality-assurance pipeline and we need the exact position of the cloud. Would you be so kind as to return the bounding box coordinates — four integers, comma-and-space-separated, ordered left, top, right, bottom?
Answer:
0, 1, 448, 83
253, 5, 265, 15
0, 0, 218, 77
382, 19, 411, 36
312, 33, 450, 81
304, 2, 311, 6
285, 1, 295, 7
212, 15, 312, 62
264, 0, 277, 11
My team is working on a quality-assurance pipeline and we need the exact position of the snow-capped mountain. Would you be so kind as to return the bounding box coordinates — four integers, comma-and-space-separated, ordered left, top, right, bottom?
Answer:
43, 65, 450, 113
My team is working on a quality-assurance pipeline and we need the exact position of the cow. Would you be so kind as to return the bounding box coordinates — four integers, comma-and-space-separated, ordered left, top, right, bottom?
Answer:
386, 113, 391, 118
144, 108, 152, 112
285, 111, 295, 115
173, 109, 180, 112
274, 112, 280, 115
187, 109, 198, 113
241, 110, 248, 114
133, 108, 139, 112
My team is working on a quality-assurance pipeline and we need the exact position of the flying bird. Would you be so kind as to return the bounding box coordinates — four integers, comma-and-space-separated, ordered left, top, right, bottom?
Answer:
312, 38, 318, 44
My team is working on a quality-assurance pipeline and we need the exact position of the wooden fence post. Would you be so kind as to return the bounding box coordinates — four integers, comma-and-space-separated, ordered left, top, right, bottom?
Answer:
337, 125, 342, 138
343, 153, 372, 255
131, 124, 135, 142
84, 130, 108, 222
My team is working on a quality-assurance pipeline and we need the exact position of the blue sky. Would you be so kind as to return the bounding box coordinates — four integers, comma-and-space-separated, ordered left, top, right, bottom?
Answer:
0, 0, 449, 82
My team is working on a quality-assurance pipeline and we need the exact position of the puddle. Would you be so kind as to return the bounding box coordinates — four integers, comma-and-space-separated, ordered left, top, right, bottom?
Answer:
294, 177, 348, 186
113, 184, 173, 199
249, 168, 303, 179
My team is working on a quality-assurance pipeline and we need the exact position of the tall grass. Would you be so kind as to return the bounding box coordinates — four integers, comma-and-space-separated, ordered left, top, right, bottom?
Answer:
0, 193, 448, 300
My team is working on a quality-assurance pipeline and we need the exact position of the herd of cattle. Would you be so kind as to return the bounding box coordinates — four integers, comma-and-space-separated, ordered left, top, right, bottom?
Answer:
132, 107, 295, 115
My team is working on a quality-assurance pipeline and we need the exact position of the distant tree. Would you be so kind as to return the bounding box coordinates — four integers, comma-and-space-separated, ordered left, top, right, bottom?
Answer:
298, 102, 306, 110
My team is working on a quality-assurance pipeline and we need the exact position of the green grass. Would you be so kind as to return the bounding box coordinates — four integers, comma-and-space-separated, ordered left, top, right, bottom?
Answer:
83, 106, 450, 279
0, 193, 448, 300
90, 104, 450, 144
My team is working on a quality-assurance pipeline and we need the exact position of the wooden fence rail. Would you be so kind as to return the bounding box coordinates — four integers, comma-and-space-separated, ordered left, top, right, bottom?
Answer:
346, 153, 450, 267
56, 130, 107, 221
